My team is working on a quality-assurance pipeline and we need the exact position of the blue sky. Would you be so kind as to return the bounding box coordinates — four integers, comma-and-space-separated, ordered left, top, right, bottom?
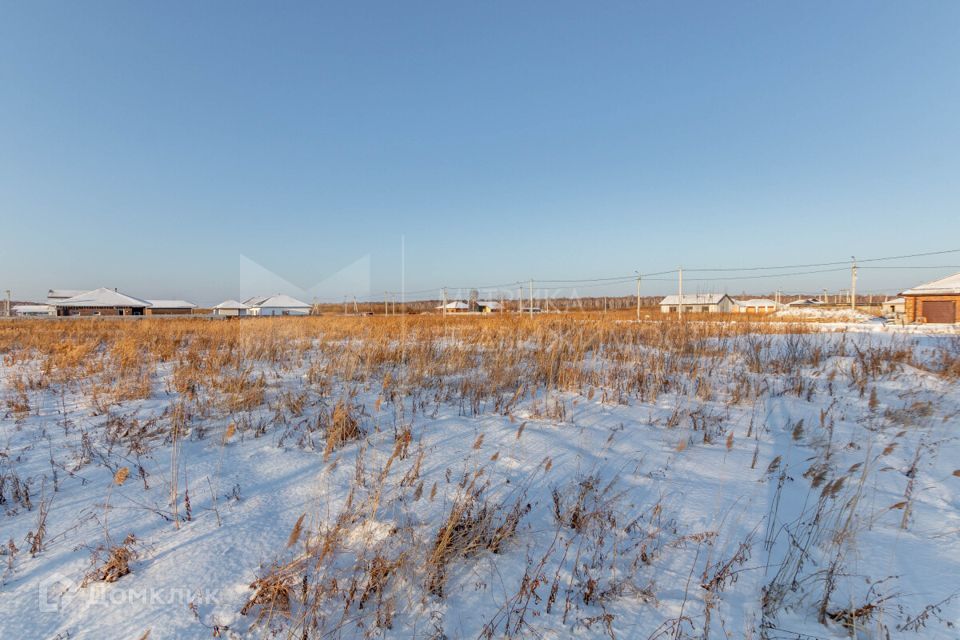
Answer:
2, 1, 959, 304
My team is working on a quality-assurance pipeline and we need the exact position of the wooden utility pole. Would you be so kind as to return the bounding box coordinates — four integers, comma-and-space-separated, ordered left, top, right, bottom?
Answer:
635, 275, 641, 321
441, 288, 447, 317
851, 257, 857, 310
678, 267, 684, 319
528, 279, 533, 318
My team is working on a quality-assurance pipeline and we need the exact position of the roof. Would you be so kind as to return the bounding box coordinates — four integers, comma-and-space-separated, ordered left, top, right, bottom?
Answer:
885, 297, 905, 304
52, 288, 151, 308
736, 298, 778, 307
901, 272, 960, 296
47, 289, 87, 301
213, 299, 250, 310
435, 301, 470, 310
786, 298, 823, 306
245, 294, 311, 309
659, 294, 731, 305
146, 300, 196, 309
477, 300, 503, 309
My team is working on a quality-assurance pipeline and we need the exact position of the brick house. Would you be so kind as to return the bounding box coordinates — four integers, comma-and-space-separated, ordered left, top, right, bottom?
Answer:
51, 288, 151, 317
901, 273, 960, 324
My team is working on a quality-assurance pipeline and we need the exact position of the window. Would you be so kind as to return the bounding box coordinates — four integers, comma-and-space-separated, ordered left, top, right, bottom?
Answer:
701, 306, 710, 313
684, 306, 694, 313
668, 306, 677, 313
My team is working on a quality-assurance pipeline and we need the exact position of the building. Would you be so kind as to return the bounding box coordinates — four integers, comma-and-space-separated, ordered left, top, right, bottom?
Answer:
51, 288, 151, 316
12, 304, 53, 317
901, 273, 960, 324
881, 297, 906, 319
786, 298, 824, 307
659, 294, 737, 314
736, 298, 779, 314
477, 300, 504, 313
47, 289, 88, 304
145, 300, 197, 316
243, 294, 311, 316
212, 300, 250, 317
435, 300, 471, 313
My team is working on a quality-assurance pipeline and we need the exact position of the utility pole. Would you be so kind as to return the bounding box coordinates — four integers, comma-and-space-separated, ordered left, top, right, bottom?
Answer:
4, 290, 9, 317
850, 257, 857, 310
384, 291, 389, 316
528, 279, 533, 318
635, 274, 642, 321
678, 266, 684, 319
442, 288, 447, 317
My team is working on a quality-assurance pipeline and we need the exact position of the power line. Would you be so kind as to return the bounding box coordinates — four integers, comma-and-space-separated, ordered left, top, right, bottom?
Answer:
683, 248, 960, 273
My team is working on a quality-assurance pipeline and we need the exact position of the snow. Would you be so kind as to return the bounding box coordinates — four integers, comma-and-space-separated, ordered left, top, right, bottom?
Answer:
774, 306, 877, 322
2, 324, 959, 639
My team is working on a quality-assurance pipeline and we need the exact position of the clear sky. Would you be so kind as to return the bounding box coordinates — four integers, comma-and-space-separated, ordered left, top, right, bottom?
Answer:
2, 1, 959, 304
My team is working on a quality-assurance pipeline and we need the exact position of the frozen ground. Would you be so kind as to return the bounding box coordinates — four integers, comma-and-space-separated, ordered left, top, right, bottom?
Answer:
773, 307, 878, 323
1, 323, 959, 639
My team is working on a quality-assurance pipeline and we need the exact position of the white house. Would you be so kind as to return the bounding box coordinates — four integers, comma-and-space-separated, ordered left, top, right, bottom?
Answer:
243, 294, 311, 316
212, 300, 250, 317
13, 304, 53, 317
47, 289, 88, 304
881, 297, 905, 318
659, 294, 737, 314
145, 300, 197, 316
477, 300, 504, 313
435, 300, 470, 313
786, 298, 824, 307
736, 298, 779, 314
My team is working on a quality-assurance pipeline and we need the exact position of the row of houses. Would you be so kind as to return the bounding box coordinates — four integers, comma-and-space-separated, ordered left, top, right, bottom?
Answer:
10, 272, 960, 323
12, 289, 313, 317
654, 272, 960, 323
657, 294, 800, 314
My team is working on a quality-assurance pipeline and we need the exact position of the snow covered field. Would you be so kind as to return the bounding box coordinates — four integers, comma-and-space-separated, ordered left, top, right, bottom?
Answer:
1, 316, 958, 639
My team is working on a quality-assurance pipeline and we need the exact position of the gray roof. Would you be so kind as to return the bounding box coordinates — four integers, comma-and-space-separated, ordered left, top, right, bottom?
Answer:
52, 288, 151, 308
213, 299, 250, 310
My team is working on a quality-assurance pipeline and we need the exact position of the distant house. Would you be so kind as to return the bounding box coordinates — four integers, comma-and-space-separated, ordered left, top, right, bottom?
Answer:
212, 300, 250, 317
50, 288, 151, 317
659, 294, 737, 314
901, 273, 960, 324
13, 304, 53, 317
145, 300, 196, 316
243, 294, 311, 316
435, 301, 470, 313
786, 298, 824, 307
477, 300, 504, 313
47, 289, 88, 304
881, 297, 906, 319
736, 298, 779, 314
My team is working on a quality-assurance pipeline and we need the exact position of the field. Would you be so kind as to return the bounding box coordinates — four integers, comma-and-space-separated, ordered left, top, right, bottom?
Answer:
1, 314, 959, 639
